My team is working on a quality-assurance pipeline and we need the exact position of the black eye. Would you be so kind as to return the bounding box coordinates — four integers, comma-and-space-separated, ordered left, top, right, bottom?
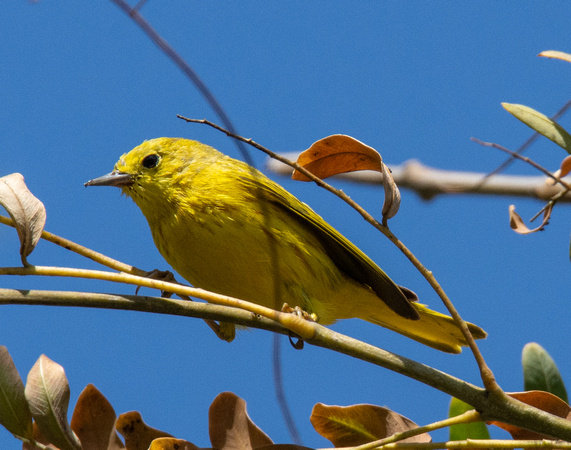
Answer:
142, 154, 160, 169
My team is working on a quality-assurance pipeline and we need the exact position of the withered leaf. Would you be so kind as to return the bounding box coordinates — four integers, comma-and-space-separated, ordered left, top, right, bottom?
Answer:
292, 135, 383, 181
208, 392, 273, 449
381, 162, 401, 220
116, 411, 172, 450
25, 355, 81, 450
488, 391, 571, 440
509, 204, 552, 234
310, 403, 431, 447
0, 173, 46, 266
70, 384, 123, 450
538, 50, 571, 63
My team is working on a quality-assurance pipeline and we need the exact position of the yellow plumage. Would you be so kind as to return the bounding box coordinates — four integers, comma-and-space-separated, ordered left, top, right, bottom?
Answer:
86, 137, 486, 353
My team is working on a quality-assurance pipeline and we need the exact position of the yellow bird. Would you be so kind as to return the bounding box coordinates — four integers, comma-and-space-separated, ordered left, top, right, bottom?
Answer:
86, 137, 485, 353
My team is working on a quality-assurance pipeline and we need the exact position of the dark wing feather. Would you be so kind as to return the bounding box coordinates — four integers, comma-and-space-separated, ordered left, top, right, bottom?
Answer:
245, 175, 420, 320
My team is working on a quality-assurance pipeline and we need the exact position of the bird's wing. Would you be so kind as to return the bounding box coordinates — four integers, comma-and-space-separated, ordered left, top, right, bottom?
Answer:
242, 175, 420, 320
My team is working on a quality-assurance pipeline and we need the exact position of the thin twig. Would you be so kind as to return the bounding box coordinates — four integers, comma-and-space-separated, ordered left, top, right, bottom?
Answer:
178, 116, 499, 393
471, 138, 571, 222
471, 138, 571, 190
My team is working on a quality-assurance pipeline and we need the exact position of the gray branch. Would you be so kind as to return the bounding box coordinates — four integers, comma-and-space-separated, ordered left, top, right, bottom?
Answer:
266, 156, 571, 202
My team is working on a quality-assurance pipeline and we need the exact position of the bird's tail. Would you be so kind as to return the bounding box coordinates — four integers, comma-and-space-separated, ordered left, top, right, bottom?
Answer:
365, 303, 487, 353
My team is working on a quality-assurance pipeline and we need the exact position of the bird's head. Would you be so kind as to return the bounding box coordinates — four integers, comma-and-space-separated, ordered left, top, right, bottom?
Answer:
85, 137, 221, 203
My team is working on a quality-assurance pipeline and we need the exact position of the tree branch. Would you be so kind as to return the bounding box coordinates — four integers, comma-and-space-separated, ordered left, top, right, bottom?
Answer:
266, 156, 571, 202
1, 288, 570, 440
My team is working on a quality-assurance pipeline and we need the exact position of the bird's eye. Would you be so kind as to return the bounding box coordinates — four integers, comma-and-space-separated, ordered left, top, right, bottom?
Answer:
142, 154, 160, 169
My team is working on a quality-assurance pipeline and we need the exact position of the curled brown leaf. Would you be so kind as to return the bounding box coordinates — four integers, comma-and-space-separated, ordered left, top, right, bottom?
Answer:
381, 163, 401, 221
509, 204, 552, 234
0, 173, 46, 266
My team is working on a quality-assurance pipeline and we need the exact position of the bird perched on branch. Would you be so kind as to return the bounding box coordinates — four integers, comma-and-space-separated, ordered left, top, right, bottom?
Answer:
86, 137, 486, 353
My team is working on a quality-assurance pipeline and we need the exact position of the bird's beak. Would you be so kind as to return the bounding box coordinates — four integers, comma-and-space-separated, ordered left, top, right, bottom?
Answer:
84, 171, 133, 188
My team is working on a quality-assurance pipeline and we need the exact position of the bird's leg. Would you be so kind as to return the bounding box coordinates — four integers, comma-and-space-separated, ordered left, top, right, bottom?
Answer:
135, 269, 235, 342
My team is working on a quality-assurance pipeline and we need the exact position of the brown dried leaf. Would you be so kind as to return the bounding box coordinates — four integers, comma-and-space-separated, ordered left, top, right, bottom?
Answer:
509, 204, 552, 234
559, 155, 571, 178
545, 155, 571, 186
292, 135, 383, 181
381, 163, 401, 220
488, 391, 571, 440
70, 384, 123, 450
538, 50, 571, 63
22, 421, 59, 449
24, 355, 81, 450
208, 392, 273, 450
148, 437, 200, 450
310, 403, 431, 447
116, 411, 172, 450
0, 173, 46, 266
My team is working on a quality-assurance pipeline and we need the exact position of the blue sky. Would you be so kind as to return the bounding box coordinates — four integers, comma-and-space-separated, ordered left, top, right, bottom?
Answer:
2, 2, 571, 447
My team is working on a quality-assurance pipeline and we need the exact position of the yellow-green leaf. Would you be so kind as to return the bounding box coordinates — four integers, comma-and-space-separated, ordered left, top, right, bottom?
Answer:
502, 103, 571, 154
448, 397, 490, 441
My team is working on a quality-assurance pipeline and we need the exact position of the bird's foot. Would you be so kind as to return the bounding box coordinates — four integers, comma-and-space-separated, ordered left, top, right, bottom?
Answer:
281, 303, 318, 322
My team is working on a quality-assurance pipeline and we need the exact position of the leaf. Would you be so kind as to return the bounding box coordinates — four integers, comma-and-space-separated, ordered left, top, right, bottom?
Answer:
148, 437, 200, 450
208, 392, 273, 450
24, 355, 81, 450
502, 103, 571, 154
488, 391, 571, 440
310, 403, 431, 447
22, 421, 59, 449
448, 398, 490, 441
0, 173, 46, 266
292, 135, 383, 181
522, 343, 568, 404
115, 411, 172, 450
70, 383, 124, 450
381, 162, 401, 220
0, 346, 33, 440
508, 204, 552, 234
538, 50, 571, 63
545, 155, 571, 186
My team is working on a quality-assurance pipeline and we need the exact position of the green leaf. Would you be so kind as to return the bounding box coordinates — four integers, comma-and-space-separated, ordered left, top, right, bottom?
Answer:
0, 346, 33, 440
522, 342, 568, 403
448, 398, 490, 440
502, 103, 571, 154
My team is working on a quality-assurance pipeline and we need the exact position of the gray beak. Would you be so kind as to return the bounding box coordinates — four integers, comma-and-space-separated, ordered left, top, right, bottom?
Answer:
84, 171, 133, 188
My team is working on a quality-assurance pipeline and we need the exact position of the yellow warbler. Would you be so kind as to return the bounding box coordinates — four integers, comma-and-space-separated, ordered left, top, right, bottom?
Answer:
86, 137, 486, 353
